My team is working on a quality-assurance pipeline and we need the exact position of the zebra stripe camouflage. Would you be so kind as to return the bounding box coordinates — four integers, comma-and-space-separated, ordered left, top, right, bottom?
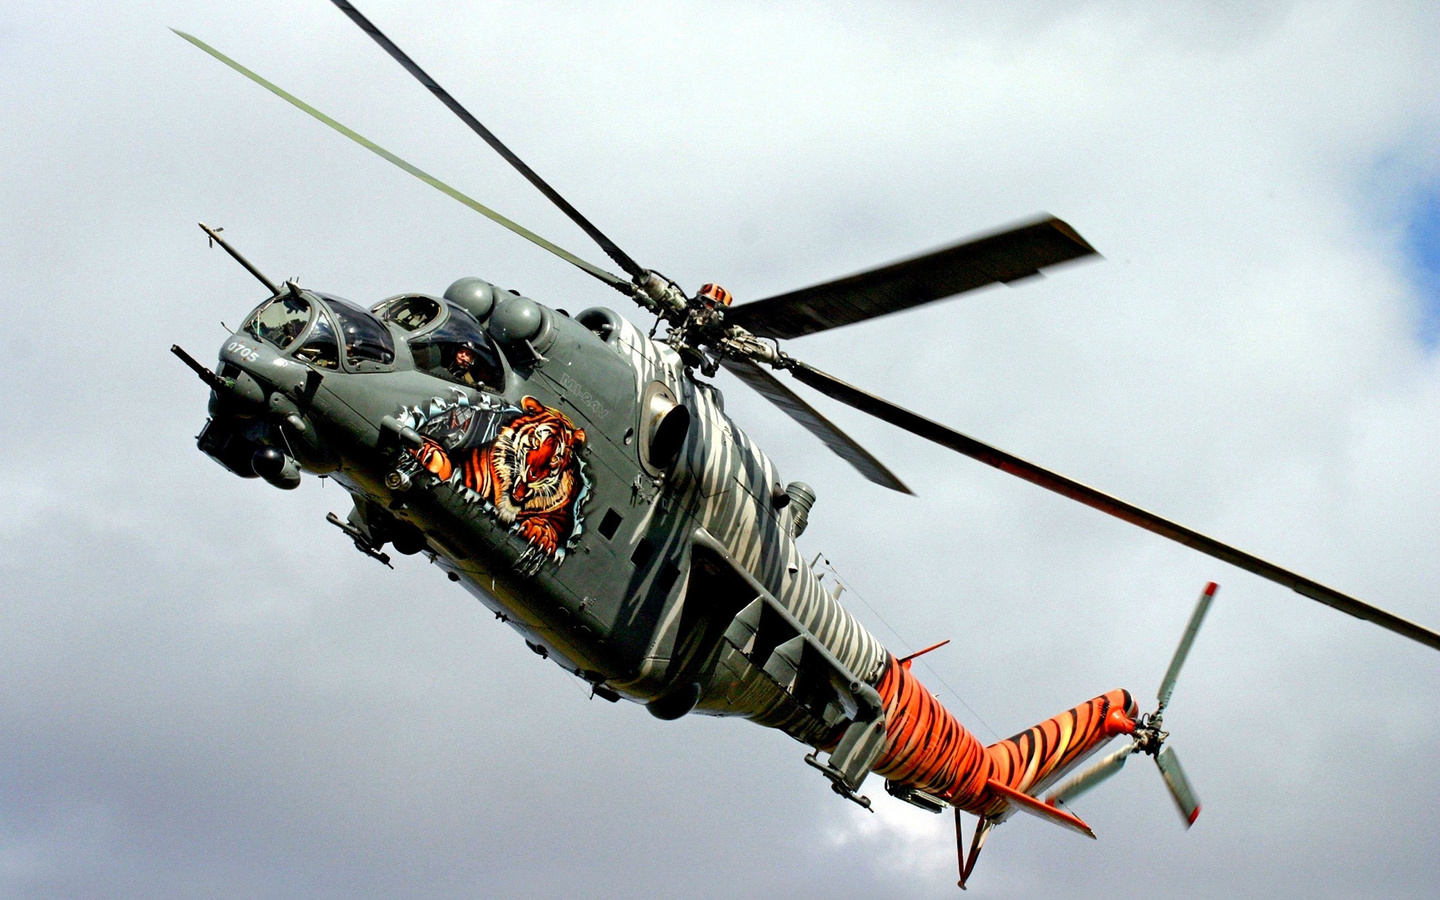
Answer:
607, 316, 888, 689
608, 317, 1138, 801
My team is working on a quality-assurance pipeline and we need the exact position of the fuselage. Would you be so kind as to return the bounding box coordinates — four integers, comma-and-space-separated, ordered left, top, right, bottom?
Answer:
197, 276, 1131, 819
203, 278, 886, 742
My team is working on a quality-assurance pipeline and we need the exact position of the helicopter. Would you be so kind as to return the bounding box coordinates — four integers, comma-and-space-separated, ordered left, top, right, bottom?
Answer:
170, 2, 1440, 890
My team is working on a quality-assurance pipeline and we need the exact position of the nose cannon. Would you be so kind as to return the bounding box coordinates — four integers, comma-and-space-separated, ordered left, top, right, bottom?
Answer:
173, 328, 330, 491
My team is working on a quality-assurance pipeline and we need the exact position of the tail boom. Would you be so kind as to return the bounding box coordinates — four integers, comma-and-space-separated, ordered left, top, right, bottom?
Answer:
869, 654, 1137, 817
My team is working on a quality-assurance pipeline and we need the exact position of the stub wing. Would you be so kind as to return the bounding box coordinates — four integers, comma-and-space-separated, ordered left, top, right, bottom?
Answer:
984, 780, 1095, 838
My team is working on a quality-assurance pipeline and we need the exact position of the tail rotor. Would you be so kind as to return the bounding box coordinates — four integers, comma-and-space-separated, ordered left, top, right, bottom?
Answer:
1047, 582, 1217, 827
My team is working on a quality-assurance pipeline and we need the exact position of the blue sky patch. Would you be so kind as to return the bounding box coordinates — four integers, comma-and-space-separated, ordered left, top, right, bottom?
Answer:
1407, 186, 1440, 348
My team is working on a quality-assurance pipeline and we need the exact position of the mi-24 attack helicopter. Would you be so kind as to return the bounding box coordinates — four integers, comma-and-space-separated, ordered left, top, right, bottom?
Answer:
172, 2, 1440, 890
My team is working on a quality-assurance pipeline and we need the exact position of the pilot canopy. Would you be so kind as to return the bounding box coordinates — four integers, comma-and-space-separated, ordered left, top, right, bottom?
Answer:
239, 290, 502, 390
373, 293, 504, 390
242, 292, 396, 371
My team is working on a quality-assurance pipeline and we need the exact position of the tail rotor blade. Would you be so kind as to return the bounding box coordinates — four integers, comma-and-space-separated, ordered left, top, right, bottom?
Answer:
1046, 742, 1137, 807
1155, 747, 1201, 827
1157, 582, 1218, 712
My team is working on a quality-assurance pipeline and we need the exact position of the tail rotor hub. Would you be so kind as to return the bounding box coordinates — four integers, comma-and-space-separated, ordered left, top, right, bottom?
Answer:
1130, 712, 1168, 757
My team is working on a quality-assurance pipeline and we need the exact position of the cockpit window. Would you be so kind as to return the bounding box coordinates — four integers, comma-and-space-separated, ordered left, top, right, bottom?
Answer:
373, 295, 443, 332
243, 295, 311, 350
322, 296, 396, 367
292, 311, 339, 369
410, 303, 505, 390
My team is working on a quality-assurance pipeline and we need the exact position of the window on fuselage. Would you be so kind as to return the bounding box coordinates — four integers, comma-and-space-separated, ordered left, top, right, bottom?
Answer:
409, 303, 505, 391
243, 295, 311, 350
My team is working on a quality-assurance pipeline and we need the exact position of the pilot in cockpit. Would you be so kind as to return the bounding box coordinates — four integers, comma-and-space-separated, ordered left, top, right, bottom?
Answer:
449, 344, 483, 386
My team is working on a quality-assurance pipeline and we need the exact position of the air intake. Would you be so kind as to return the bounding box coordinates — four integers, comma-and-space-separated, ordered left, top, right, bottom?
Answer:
785, 482, 816, 537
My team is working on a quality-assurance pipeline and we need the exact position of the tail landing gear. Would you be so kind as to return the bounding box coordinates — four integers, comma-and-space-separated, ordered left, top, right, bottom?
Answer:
955, 811, 994, 890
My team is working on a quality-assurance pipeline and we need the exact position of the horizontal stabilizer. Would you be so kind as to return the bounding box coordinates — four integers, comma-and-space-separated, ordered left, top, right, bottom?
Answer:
985, 778, 1096, 839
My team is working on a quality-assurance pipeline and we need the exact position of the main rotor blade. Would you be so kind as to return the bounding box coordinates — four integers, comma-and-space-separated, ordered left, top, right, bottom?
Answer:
1155, 747, 1201, 827
173, 30, 628, 293
782, 360, 1440, 653
727, 216, 1097, 340
719, 357, 911, 494
328, 0, 649, 283
1046, 741, 1136, 807
1157, 582, 1218, 713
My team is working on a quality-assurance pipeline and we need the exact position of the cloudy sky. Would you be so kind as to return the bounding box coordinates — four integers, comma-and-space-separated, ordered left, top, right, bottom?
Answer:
3, 1, 1439, 897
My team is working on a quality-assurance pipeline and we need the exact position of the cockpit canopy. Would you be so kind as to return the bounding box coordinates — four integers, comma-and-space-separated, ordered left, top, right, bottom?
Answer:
239, 290, 501, 389
243, 294, 310, 350
242, 291, 396, 371
325, 295, 395, 368
374, 294, 442, 332
374, 294, 505, 391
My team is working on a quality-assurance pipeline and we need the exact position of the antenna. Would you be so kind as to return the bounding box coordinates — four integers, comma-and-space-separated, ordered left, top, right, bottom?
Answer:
198, 222, 278, 295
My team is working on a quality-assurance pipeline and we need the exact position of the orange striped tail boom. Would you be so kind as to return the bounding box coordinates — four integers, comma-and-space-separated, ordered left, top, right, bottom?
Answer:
868, 654, 1137, 816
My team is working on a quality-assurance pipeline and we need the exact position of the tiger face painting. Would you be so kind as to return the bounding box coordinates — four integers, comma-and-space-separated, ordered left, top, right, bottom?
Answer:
404, 395, 589, 562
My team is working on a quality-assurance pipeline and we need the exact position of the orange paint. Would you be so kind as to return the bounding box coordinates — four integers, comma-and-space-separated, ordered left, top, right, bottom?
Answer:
869, 654, 1136, 817
1104, 706, 1137, 736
